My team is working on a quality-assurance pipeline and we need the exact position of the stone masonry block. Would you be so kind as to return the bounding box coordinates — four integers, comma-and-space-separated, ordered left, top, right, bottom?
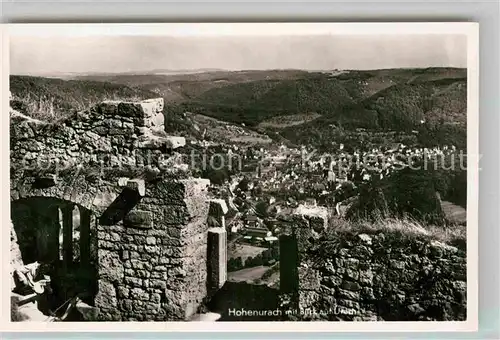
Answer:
180, 178, 210, 197
136, 135, 185, 150
207, 228, 227, 292
126, 179, 146, 197
209, 199, 229, 216
98, 250, 124, 283
124, 210, 153, 229
298, 267, 321, 291
95, 280, 118, 310
293, 204, 329, 232
208, 199, 228, 229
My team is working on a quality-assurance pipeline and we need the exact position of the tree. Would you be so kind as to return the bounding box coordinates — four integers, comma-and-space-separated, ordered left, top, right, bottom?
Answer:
202, 167, 229, 185
227, 258, 237, 271
252, 185, 263, 196
237, 177, 250, 192
228, 256, 244, 272
235, 257, 243, 269
270, 246, 280, 260
255, 201, 269, 218
261, 250, 272, 265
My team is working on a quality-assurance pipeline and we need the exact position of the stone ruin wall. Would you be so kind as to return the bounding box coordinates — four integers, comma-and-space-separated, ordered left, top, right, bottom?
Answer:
10, 98, 184, 174
10, 98, 226, 321
280, 209, 467, 322
95, 178, 212, 321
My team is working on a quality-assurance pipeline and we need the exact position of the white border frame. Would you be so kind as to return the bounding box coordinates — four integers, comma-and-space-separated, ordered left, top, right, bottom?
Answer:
0, 22, 479, 333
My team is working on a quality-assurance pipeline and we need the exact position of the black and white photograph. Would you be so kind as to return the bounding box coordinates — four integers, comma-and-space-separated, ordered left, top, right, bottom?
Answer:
3, 23, 478, 331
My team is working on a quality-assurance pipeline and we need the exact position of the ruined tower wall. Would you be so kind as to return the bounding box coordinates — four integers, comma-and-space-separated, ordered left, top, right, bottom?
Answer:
94, 178, 211, 321
10, 99, 215, 321
10, 98, 176, 174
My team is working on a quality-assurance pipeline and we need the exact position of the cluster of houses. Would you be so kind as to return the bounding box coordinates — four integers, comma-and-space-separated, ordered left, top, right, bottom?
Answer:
204, 140, 462, 250
240, 215, 278, 244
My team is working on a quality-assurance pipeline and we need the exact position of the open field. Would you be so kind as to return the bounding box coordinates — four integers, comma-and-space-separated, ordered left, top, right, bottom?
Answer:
257, 112, 322, 129
187, 112, 273, 145
228, 243, 268, 262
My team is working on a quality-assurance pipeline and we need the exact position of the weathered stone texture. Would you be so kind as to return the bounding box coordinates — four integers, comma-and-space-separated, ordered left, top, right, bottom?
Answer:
10, 98, 189, 182
287, 229, 467, 321
207, 228, 227, 292
10, 99, 213, 322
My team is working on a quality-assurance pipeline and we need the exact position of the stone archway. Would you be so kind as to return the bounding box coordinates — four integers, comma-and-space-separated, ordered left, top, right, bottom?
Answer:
11, 196, 98, 308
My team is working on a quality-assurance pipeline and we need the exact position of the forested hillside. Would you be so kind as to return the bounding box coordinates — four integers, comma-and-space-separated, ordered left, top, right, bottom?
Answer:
280, 76, 467, 149
10, 68, 467, 149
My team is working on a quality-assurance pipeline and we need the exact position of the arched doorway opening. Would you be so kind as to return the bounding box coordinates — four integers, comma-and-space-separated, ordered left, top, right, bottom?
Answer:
11, 197, 98, 312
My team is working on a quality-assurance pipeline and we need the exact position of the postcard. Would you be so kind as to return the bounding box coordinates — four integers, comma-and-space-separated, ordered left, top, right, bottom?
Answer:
1, 22, 479, 332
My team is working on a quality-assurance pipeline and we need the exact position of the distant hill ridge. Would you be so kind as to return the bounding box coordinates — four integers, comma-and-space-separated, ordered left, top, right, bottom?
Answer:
10, 67, 466, 148
164, 68, 466, 130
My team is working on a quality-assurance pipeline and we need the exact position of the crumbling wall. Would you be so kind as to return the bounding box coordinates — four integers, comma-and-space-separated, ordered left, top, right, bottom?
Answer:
94, 178, 211, 321
281, 216, 467, 321
10, 98, 184, 176
10, 99, 217, 321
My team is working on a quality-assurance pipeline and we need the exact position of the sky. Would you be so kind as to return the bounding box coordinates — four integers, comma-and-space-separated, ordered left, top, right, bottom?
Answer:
10, 34, 467, 75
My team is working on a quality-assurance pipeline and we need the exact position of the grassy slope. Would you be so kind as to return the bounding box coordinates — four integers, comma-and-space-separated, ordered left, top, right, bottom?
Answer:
327, 216, 466, 249
164, 110, 272, 146
9, 75, 158, 121
257, 112, 322, 129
